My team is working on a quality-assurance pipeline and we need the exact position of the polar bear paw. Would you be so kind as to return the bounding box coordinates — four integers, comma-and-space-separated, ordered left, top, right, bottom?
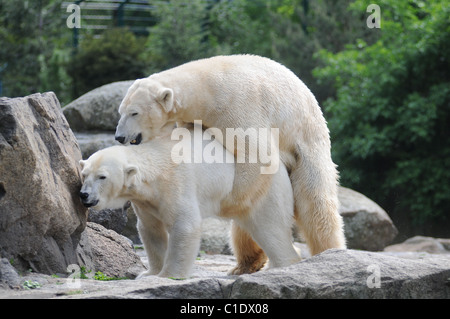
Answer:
136, 270, 156, 280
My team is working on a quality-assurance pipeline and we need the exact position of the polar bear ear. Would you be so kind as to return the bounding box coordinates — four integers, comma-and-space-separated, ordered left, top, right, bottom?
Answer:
124, 165, 138, 187
79, 160, 86, 169
157, 88, 174, 113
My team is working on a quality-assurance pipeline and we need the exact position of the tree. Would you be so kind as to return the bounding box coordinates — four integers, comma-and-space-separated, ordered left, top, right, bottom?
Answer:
209, 0, 273, 57
268, 0, 379, 104
0, 0, 69, 99
143, 0, 213, 72
313, 0, 450, 233
68, 28, 147, 98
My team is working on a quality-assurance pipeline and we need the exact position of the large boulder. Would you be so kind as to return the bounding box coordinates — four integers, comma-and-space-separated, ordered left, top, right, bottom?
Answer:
0, 257, 21, 289
338, 187, 398, 251
62, 80, 135, 132
0, 92, 87, 274
73, 132, 118, 159
384, 236, 450, 254
87, 207, 129, 235
77, 223, 145, 279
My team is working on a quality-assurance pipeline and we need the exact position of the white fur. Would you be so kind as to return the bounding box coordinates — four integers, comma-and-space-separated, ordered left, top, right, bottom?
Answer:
116, 55, 346, 255
80, 125, 300, 278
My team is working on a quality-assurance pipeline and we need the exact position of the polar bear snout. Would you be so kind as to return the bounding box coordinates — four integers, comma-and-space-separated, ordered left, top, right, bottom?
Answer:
79, 191, 99, 208
115, 135, 126, 144
130, 133, 142, 145
79, 191, 89, 200
115, 133, 142, 145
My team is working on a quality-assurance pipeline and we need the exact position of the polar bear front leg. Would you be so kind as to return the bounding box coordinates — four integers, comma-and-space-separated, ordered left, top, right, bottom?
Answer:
158, 214, 202, 278
135, 207, 168, 278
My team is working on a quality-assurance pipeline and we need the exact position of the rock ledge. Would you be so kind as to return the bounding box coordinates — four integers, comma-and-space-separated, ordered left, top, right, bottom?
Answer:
1, 249, 448, 299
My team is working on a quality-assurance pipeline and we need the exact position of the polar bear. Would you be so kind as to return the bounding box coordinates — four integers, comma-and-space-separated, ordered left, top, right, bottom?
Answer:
115, 54, 346, 255
79, 125, 301, 278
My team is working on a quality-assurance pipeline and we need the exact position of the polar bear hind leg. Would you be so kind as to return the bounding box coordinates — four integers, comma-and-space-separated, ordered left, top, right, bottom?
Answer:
228, 161, 301, 275
291, 145, 346, 255
232, 206, 301, 271
228, 222, 267, 275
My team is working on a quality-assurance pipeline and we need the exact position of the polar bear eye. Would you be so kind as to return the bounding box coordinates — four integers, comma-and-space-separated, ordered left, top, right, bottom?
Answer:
98, 175, 107, 180
131, 112, 138, 116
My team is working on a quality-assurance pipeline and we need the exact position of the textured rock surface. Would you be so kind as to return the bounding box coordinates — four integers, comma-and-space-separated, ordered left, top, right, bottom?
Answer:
200, 219, 232, 255
77, 222, 145, 279
384, 236, 450, 254
229, 249, 450, 298
0, 257, 21, 289
1, 249, 448, 299
338, 187, 398, 251
73, 131, 119, 159
0, 92, 87, 274
62, 81, 134, 132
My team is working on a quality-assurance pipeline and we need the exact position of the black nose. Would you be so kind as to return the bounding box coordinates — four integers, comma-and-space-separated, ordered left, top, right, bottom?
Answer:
79, 192, 89, 200
115, 136, 125, 144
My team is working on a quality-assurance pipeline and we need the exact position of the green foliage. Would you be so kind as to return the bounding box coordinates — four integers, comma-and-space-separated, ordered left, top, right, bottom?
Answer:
78, 266, 127, 281
143, 0, 212, 72
0, 0, 69, 99
39, 43, 73, 105
68, 28, 147, 98
209, 0, 272, 57
314, 0, 450, 225
93, 271, 127, 281
269, 0, 380, 103
22, 280, 42, 290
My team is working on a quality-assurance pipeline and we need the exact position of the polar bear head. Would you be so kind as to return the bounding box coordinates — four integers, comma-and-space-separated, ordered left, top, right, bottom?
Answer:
115, 78, 175, 145
79, 146, 138, 210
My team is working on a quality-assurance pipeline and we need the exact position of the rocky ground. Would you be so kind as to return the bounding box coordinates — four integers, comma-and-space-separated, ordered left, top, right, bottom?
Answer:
1, 247, 449, 299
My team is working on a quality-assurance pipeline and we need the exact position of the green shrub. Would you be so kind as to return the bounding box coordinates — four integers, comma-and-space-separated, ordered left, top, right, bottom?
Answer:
314, 0, 450, 226
68, 28, 146, 97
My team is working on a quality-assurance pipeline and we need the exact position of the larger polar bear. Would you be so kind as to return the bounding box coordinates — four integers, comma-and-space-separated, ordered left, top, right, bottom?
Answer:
115, 54, 346, 255
79, 125, 301, 278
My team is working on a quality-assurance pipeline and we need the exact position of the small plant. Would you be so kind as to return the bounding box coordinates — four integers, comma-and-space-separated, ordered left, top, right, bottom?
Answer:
79, 266, 92, 279
64, 290, 84, 296
93, 271, 127, 281
22, 280, 41, 290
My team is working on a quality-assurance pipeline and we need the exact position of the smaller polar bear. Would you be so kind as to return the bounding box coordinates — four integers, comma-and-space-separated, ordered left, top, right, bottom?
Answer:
79, 125, 301, 278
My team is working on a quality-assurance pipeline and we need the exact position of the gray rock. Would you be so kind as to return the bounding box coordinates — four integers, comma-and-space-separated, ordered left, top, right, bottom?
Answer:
88, 206, 129, 235
62, 81, 134, 132
338, 187, 398, 251
0, 92, 88, 275
0, 257, 21, 289
1, 249, 448, 299
77, 222, 145, 279
122, 205, 141, 244
229, 249, 450, 299
384, 236, 450, 254
73, 131, 118, 159
200, 218, 232, 255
